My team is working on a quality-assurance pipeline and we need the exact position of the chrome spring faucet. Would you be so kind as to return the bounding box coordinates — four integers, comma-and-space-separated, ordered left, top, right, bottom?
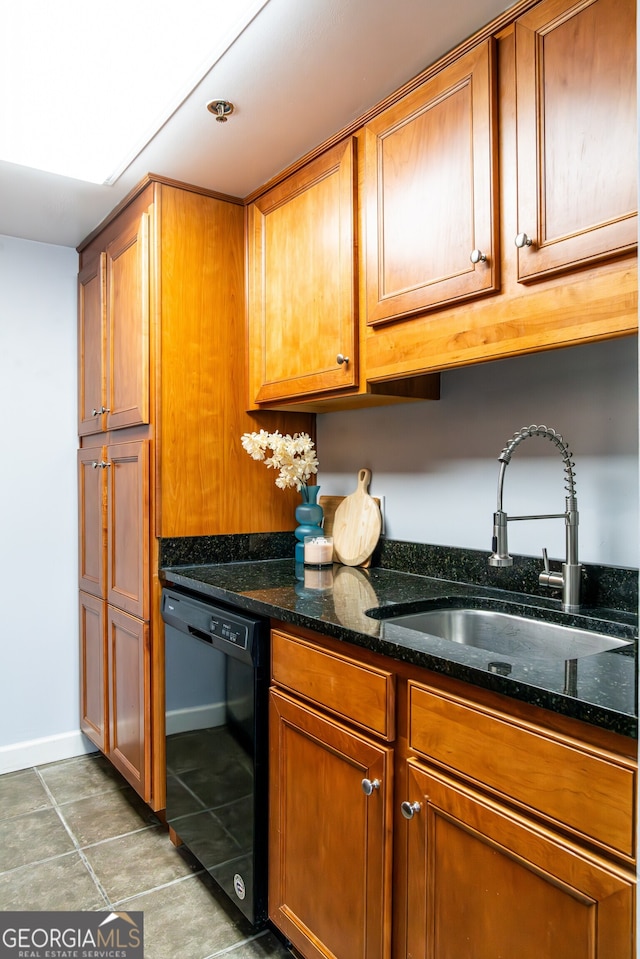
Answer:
488, 425, 582, 611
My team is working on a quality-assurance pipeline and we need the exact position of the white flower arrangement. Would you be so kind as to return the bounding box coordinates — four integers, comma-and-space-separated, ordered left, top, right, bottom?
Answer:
241, 430, 319, 491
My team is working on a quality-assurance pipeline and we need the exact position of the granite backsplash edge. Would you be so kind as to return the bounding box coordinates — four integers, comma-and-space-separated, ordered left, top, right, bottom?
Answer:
159, 535, 638, 616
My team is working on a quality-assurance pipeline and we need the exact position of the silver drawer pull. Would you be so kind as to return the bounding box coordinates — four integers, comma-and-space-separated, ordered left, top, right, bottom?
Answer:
514, 232, 533, 248
361, 778, 380, 796
401, 800, 421, 819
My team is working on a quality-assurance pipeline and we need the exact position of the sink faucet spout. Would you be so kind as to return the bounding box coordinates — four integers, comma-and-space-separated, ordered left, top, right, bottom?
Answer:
488, 425, 582, 611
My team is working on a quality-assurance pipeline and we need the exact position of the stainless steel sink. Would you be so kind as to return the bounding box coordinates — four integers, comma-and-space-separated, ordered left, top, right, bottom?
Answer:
382, 607, 632, 661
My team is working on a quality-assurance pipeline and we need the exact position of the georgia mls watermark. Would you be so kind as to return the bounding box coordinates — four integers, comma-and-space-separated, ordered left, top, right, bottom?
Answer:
0, 912, 143, 959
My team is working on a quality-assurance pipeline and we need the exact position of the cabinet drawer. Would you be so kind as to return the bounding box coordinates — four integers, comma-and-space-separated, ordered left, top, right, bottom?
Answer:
408, 681, 636, 860
271, 630, 395, 740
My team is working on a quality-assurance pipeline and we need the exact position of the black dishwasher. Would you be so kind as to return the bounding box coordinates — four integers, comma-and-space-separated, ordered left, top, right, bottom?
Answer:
161, 586, 269, 926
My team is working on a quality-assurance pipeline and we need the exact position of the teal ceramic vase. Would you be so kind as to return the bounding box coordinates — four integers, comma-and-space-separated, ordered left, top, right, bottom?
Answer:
294, 485, 323, 579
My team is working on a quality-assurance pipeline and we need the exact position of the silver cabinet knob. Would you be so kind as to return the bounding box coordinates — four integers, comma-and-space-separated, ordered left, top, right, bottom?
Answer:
514, 232, 533, 248
91, 406, 110, 416
91, 461, 110, 469
470, 249, 487, 264
361, 778, 381, 796
336, 354, 350, 366
401, 800, 421, 820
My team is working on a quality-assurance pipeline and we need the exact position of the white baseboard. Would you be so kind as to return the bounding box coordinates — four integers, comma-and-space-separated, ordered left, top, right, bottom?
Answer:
0, 730, 98, 774
166, 702, 225, 736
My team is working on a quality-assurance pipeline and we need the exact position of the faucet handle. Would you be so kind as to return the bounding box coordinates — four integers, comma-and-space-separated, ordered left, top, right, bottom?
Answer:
539, 548, 564, 591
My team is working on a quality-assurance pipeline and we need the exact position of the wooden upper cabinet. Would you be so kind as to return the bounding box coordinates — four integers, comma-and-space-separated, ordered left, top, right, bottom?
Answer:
363, 38, 499, 325
514, 0, 637, 281
248, 138, 358, 404
105, 211, 150, 430
78, 254, 106, 436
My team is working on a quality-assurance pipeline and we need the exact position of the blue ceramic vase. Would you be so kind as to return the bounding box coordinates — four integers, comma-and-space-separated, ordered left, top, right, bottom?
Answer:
294, 485, 323, 579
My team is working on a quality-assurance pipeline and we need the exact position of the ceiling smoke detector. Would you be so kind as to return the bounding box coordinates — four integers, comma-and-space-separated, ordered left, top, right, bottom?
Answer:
207, 99, 234, 122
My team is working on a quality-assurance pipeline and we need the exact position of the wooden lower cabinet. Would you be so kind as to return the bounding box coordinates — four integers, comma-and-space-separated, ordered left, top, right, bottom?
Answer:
269, 688, 393, 959
79, 591, 107, 753
268, 626, 636, 959
107, 606, 150, 798
402, 760, 634, 959
80, 593, 150, 798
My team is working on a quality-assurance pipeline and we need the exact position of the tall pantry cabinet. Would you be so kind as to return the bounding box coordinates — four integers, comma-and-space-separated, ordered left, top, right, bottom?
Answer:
77, 176, 313, 810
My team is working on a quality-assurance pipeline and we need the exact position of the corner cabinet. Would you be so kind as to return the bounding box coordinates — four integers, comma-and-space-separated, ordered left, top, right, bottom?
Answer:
363, 38, 499, 323
77, 176, 314, 810
267, 625, 636, 959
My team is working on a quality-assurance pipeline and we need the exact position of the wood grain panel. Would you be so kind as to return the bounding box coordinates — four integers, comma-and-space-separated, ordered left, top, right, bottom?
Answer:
363, 38, 499, 323
108, 607, 150, 800
107, 439, 150, 619
155, 183, 315, 537
269, 689, 392, 959
78, 253, 106, 436
271, 629, 395, 740
105, 211, 150, 430
79, 591, 108, 753
78, 446, 107, 598
404, 761, 634, 959
248, 138, 358, 404
408, 680, 636, 859
515, 0, 637, 279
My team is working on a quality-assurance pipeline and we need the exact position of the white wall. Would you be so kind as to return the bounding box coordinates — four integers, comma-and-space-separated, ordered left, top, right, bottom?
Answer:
0, 234, 93, 771
318, 337, 639, 569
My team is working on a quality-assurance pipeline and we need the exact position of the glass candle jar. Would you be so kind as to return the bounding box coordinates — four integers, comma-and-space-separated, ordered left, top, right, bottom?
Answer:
303, 535, 333, 567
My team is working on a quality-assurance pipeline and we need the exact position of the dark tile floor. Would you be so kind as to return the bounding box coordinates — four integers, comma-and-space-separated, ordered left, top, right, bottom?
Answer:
0, 752, 293, 959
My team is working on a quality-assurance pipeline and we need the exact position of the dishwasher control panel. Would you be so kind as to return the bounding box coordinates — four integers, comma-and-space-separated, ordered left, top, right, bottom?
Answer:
161, 587, 266, 666
209, 615, 249, 650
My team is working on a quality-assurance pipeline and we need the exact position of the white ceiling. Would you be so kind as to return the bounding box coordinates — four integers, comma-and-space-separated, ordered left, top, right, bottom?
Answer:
0, 0, 513, 249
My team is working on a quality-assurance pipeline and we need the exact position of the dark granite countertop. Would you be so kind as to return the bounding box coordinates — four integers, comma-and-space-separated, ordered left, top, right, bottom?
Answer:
160, 557, 638, 739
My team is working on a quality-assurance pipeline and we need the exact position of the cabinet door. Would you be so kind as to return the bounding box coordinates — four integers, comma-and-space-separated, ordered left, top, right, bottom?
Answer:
105, 211, 150, 430
514, 0, 637, 281
107, 439, 150, 619
363, 39, 498, 325
78, 253, 106, 436
107, 606, 150, 800
79, 591, 108, 753
78, 446, 107, 598
269, 689, 393, 959
248, 138, 357, 404
403, 760, 634, 959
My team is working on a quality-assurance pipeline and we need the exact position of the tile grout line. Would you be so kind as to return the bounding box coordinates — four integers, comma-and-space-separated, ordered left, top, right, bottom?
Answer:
34, 766, 113, 909
33, 763, 215, 913
18, 760, 292, 958
203, 928, 273, 959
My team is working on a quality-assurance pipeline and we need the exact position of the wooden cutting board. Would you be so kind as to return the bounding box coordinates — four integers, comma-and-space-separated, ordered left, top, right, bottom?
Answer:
331, 469, 382, 567
319, 493, 381, 568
